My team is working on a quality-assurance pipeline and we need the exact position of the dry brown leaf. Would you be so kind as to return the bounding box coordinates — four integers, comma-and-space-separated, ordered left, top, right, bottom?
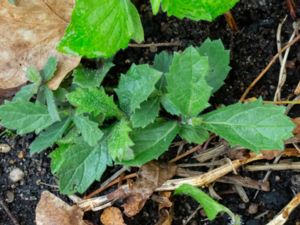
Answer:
0, 0, 80, 97
100, 207, 126, 225
155, 192, 173, 225
36, 191, 91, 225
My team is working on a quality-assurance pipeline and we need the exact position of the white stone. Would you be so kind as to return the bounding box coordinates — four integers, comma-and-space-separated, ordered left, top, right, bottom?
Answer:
9, 168, 25, 182
0, 144, 11, 153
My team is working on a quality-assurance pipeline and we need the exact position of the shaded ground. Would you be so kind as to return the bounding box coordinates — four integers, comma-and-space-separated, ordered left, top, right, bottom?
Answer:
1, 0, 300, 224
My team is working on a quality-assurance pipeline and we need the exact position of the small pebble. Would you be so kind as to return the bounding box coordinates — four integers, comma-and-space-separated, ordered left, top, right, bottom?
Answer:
275, 176, 281, 181
248, 203, 258, 214
9, 168, 25, 182
17, 150, 25, 159
6, 191, 14, 203
0, 144, 11, 153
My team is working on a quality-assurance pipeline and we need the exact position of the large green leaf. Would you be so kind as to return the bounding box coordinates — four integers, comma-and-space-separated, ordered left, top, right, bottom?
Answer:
130, 97, 161, 128
179, 124, 209, 144
202, 100, 295, 152
107, 120, 134, 161
121, 121, 178, 166
0, 101, 54, 135
116, 64, 162, 115
67, 87, 121, 118
57, 0, 144, 58
52, 141, 111, 194
73, 63, 114, 88
197, 39, 231, 93
158, 0, 240, 21
30, 118, 71, 154
175, 184, 241, 223
164, 46, 211, 117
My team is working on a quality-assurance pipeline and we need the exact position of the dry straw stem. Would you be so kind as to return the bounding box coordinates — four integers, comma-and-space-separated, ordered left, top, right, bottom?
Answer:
245, 162, 300, 171
266, 193, 300, 225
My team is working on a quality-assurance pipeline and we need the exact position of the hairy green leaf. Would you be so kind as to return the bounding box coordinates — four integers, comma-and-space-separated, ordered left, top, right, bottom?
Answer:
164, 46, 211, 117
57, 0, 144, 58
30, 118, 71, 154
73, 63, 114, 88
26, 66, 41, 84
160, 0, 240, 21
73, 115, 103, 146
0, 101, 54, 135
202, 100, 295, 151
13, 84, 39, 102
107, 120, 134, 161
53, 141, 111, 194
179, 124, 209, 144
121, 121, 178, 166
131, 97, 160, 128
197, 39, 231, 93
116, 64, 162, 115
45, 87, 61, 122
175, 184, 240, 223
41, 57, 58, 81
67, 87, 121, 118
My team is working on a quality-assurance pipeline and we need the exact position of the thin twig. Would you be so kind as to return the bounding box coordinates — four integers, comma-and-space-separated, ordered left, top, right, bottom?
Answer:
245, 162, 300, 171
240, 34, 300, 101
169, 145, 201, 163
0, 197, 20, 225
183, 205, 202, 225
128, 42, 181, 48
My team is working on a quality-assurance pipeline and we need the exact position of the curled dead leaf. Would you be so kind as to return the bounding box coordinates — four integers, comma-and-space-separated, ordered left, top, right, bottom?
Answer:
36, 191, 91, 225
0, 0, 80, 98
100, 207, 126, 225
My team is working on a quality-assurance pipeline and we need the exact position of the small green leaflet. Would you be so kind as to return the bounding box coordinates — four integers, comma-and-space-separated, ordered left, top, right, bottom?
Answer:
107, 120, 134, 161
52, 141, 111, 194
41, 57, 58, 82
202, 100, 295, 152
150, 0, 161, 14
73, 62, 114, 88
116, 64, 162, 115
153, 51, 173, 91
26, 66, 42, 84
175, 184, 241, 224
197, 39, 231, 93
130, 97, 161, 128
73, 115, 103, 147
0, 101, 54, 135
121, 121, 178, 166
155, 0, 240, 21
67, 87, 121, 118
45, 87, 61, 122
13, 84, 39, 102
164, 46, 212, 117
30, 118, 71, 154
179, 124, 209, 144
57, 0, 144, 58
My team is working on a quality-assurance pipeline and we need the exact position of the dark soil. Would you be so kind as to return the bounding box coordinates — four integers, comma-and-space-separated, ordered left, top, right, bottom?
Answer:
1, 0, 300, 225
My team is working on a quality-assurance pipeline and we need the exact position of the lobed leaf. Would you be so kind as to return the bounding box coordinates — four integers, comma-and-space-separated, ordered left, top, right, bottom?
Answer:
0, 101, 54, 135
57, 0, 144, 58
121, 121, 178, 166
67, 87, 121, 118
202, 100, 295, 152
197, 38, 231, 93
164, 46, 212, 117
116, 64, 162, 115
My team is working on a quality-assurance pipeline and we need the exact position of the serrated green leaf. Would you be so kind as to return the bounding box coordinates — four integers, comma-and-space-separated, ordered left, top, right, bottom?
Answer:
50, 144, 70, 174
13, 84, 39, 102
41, 57, 58, 81
164, 46, 212, 117
57, 0, 144, 58
197, 39, 231, 93
202, 100, 295, 152
161, 0, 240, 21
0, 101, 54, 135
45, 87, 61, 122
30, 118, 71, 154
52, 141, 110, 194
57, 128, 80, 145
67, 87, 121, 118
73, 63, 114, 88
175, 184, 240, 223
116, 64, 162, 115
151, 0, 162, 14
130, 97, 160, 128
107, 120, 134, 161
179, 124, 209, 144
26, 66, 41, 84
73, 115, 103, 146
121, 121, 178, 166
153, 51, 173, 91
